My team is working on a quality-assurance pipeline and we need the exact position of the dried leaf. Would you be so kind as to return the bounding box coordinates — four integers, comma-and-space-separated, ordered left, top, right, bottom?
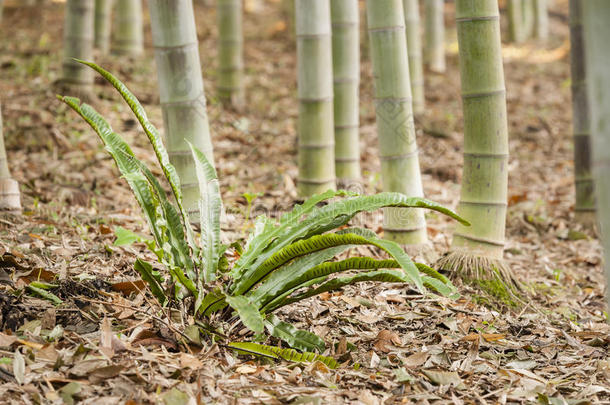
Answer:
100, 317, 113, 357
13, 350, 24, 385
111, 280, 146, 295
403, 351, 428, 368
422, 370, 464, 389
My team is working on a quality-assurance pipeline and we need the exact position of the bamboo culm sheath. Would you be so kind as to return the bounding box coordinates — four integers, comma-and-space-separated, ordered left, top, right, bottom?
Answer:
94, 0, 113, 54
217, 0, 245, 108
403, 0, 425, 115
330, 0, 360, 183
452, 0, 509, 259
366, 0, 428, 245
583, 0, 610, 311
113, 0, 143, 56
62, 0, 95, 92
296, 0, 336, 197
424, 0, 445, 73
0, 103, 21, 213
569, 0, 595, 223
149, 0, 215, 219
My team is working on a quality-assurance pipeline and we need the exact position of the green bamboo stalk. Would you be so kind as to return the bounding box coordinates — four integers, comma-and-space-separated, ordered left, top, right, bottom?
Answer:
296, 0, 336, 197
424, 0, 445, 73
149, 0, 215, 218
583, 0, 610, 313
403, 0, 425, 115
522, 0, 534, 40
438, 0, 520, 304
62, 0, 95, 94
217, 0, 245, 109
112, 0, 143, 56
0, 103, 21, 213
330, 0, 360, 184
451, 0, 508, 259
366, 0, 427, 245
533, 0, 548, 42
94, 0, 113, 54
0, 0, 4, 23
507, 0, 527, 43
570, 0, 595, 225
282, 0, 295, 37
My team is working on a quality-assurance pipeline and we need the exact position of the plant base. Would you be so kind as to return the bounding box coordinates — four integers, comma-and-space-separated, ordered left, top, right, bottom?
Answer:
436, 250, 523, 308
0, 178, 21, 213
401, 241, 436, 264
575, 211, 598, 231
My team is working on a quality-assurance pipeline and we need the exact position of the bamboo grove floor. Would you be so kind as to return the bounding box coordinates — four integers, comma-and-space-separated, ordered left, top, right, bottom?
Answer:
0, 0, 607, 403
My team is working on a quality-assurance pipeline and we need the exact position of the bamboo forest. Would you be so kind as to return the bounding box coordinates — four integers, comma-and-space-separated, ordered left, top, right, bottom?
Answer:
0, 0, 609, 402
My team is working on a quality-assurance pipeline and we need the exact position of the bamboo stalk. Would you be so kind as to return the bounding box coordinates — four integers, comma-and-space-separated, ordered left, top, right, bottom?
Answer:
282, 0, 295, 38
113, 0, 143, 56
507, 0, 526, 43
522, 0, 534, 40
0, 103, 21, 213
452, 0, 508, 260
0, 0, 4, 23
217, 0, 245, 109
366, 0, 427, 245
330, 0, 360, 184
62, 0, 95, 94
149, 0, 215, 218
94, 0, 113, 54
424, 0, 445, 73
533, 0, 548, 41
583, 0, 610, 311
403, 0, 425, 115
569, 0, 595, 224
296, 0, 336, 197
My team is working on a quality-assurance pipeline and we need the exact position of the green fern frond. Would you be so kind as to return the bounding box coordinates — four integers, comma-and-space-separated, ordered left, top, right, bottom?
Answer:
228, 342, 338, 369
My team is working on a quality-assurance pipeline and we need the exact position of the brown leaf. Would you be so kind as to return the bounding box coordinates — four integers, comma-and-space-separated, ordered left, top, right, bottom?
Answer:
111, 280, 146, 295
373, 330, 401, 353
132, 338, 178, 351
100, 317, 113, 357
481, 333, 506, 342
422, 370, 465, 388
88, 365, 124, 383
99, 224, 112, 235
180, 353, 203, 370
336, 337, 347, 356
0, 333, 17, 348
403, 351, 428, 368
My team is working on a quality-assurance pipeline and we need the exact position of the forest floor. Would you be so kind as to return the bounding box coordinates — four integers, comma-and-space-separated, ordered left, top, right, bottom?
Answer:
0, 0, 608, 404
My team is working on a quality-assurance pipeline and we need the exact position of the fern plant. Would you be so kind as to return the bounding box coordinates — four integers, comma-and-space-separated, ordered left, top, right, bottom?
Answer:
59, 61, 469, 362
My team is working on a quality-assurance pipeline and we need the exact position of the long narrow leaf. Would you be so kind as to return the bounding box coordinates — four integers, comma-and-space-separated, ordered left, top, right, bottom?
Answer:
198, 288, 227, 317
228, 342, 338, 369
247, 245, 348, 306
60, 96, 197, 293
268, 269, 410, 312
134, 259, 167, 305
225, 296, 264, 333
230, 190, 349, 282
59, 96, 163, 246
74, 60, 199, 257
258, 257, 399, 310
236, 229, 427, 295
233, 193, 468, 295
190, 143, 222, 284
264, 314, 326, 353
